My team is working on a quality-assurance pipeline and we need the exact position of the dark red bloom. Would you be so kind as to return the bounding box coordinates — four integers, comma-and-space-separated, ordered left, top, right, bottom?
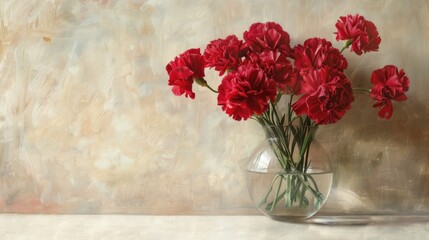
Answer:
246, 50, 301, 94
293, 38, 348, 72
292, 67, 354, 125
335, 14, 381, 55
243, 22, 291, 55
166, 48, 205, 99
204, 35, 245, 76
370, 65, 410, 119
217, 65, 277, 121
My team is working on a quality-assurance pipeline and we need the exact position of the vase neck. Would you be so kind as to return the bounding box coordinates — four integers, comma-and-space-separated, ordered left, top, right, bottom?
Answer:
262, 124, 318, 140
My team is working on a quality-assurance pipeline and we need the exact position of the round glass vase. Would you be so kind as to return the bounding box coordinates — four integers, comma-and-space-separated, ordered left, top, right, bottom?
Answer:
246, 125, 333, 221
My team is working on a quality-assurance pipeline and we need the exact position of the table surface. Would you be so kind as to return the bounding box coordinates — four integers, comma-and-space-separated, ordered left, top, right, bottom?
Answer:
1, 214, 429, 240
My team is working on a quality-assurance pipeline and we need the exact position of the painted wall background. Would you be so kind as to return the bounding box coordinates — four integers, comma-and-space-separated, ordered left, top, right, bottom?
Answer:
0, 0, 428, 214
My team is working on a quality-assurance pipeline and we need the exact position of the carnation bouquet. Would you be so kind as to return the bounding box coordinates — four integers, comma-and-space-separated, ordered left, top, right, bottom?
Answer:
166, 14, 409, 219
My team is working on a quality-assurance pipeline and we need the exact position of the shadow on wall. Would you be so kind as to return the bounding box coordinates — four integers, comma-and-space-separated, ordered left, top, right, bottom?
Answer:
325, 93, 429, 214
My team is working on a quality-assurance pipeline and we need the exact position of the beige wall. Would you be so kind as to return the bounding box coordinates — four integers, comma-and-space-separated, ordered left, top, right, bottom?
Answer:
0, 0, 428, 214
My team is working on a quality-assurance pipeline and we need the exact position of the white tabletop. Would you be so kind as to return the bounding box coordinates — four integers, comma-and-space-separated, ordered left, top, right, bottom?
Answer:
1, 214, 428, 240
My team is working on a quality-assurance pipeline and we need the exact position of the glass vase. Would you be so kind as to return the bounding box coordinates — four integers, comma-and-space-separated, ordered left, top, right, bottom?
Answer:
246, 125, 333, 221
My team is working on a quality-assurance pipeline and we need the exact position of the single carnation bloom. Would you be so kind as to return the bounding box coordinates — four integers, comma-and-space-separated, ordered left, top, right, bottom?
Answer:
243, 22, 291, 55
370, 65, 410, 119
217, 65, 277, 121
335, 14, 381, 55
246, 50, 301, 94
292, 67, 354, 125
293, 37, 348, 72
204, 35, 246, 76
166, 48, 205, 99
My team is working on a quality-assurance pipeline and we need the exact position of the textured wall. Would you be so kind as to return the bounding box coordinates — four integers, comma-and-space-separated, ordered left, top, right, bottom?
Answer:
0, 0, 428, 214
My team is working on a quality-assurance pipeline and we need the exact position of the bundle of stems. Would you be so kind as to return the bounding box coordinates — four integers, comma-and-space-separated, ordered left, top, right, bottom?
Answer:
253, 95, 324, 211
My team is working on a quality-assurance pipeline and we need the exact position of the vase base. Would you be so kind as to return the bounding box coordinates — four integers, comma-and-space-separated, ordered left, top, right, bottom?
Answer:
268, 214, 315, 223
302, 214, 429, 225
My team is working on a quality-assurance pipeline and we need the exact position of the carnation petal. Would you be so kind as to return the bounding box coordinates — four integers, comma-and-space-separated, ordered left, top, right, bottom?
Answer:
377, 101, 393, 119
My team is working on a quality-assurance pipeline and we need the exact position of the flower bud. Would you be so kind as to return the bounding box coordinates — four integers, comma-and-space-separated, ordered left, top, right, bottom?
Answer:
194, 77, 208, 87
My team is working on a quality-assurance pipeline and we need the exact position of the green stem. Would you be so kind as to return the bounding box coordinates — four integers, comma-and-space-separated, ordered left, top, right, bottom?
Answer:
299, 182, 308, 207
287, 95, 294, 123
297, 174, 324, 201
205, 83, 218, 93
340, 39, 352, 54
270, 176, 284, 211
353, 88, 371, 94
258, 174, 282, 207
307, 174, 320, 193
194, 78, 218, 93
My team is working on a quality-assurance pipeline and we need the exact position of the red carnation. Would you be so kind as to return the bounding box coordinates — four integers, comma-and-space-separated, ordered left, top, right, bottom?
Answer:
370, 65, 410, 119
204, 35, 246, 76
243, 22, 291, 55
293, 37, 348, 72
292, 67, 354, 125
166, 48, 205, 99
246, 50, 301, 94
335, 14, 381, 55
218, 65, 277, 121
